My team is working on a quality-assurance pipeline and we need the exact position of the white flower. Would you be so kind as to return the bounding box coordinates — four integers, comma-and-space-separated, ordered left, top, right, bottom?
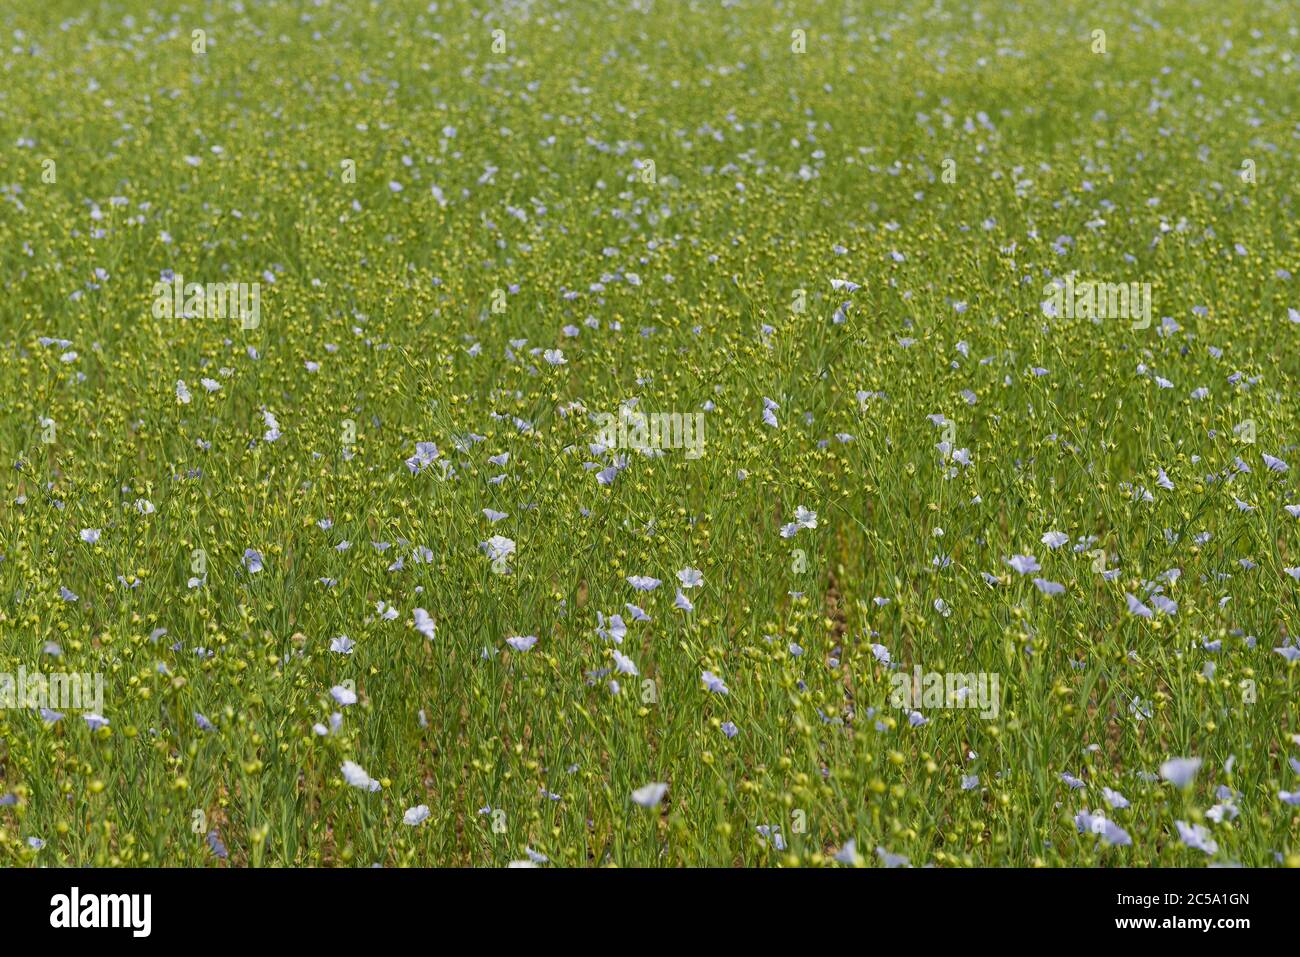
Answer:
411, 608, 436, 640
480, 535, 516, 562
341, 761, 381, 792
631, 782, 668, 808
403, 805, 431, 826
677, 567, 704, 589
